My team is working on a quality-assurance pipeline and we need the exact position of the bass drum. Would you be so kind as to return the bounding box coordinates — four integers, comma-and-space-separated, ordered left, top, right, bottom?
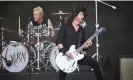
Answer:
49, 45, 59, 71
2, 41, 29, 72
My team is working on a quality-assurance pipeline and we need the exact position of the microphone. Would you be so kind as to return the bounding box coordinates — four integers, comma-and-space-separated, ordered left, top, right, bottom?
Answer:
112, 6, 116, 9
28, 17, 32, 21
28, 17, 33, 28
80, 20, 86, 28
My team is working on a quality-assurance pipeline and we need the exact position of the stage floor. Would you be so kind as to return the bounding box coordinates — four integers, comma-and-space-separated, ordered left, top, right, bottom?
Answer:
0, 71, 116, 80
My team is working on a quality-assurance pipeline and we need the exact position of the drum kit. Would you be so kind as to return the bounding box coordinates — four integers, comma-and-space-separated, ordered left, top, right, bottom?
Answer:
0, 11, 70, 73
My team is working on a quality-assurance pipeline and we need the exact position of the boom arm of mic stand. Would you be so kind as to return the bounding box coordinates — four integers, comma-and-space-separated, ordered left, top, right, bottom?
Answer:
97, 0, 116, 9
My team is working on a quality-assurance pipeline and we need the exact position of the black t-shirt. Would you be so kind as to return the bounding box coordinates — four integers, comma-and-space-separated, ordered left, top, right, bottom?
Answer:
56, 23, 86, 52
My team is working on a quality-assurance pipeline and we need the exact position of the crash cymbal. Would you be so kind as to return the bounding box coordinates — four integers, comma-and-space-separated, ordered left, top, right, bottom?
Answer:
51, 10, 70, 15
1, 27, 15, 33
0, 17, 4, 19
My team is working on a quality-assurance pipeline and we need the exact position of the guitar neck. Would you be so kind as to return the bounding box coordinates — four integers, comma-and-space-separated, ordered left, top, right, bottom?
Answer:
76, 33, 97, 53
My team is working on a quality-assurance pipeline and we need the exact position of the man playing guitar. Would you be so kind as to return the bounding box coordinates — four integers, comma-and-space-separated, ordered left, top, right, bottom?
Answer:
56, 7, 104, 80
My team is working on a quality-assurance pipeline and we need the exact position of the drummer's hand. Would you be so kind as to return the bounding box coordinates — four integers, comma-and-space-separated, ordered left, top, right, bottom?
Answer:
51, 30, 55, 37
18, 29, 22, 36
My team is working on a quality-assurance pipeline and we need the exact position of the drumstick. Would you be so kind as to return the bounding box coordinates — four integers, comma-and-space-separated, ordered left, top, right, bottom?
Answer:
18, 16, 21, 35
19, 16, 21, 29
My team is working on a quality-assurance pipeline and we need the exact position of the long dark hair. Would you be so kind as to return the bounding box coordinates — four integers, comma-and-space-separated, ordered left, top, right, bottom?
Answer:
66, 6, 87, 24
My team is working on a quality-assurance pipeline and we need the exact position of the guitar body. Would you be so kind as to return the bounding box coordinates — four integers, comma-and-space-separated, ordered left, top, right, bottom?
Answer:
56, 45, 84, 73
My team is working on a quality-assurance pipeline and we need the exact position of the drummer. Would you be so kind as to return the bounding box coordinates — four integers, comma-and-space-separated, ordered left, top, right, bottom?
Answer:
19, 6, 55, 43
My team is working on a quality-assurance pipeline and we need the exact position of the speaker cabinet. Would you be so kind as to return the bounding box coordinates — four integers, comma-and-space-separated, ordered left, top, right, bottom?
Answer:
120, 56, 133, 80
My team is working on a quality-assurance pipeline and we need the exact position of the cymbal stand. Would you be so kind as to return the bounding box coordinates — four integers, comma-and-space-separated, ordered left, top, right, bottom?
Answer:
59, 10, 63, 27
1, 27, 5, 49
0, 27, 5, 69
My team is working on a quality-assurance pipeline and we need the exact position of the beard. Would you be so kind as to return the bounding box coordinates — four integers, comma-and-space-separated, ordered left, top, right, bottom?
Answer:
76, 17, 83, 23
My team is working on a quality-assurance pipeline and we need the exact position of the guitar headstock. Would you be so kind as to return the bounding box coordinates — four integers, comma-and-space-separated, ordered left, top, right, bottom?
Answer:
95, 27, 106, 35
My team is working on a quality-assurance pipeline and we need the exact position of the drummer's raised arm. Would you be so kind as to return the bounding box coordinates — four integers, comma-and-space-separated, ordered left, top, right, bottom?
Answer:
47, 19, 54, 30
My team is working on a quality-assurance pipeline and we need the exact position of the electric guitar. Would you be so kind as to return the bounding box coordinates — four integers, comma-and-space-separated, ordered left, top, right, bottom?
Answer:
56, 27, 105, 73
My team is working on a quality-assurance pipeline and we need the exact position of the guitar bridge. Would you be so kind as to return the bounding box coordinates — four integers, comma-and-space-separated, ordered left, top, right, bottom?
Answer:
73, 51, 78, 56
72, 61, 76, 68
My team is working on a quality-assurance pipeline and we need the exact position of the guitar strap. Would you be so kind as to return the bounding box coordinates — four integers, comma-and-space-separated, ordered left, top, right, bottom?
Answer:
78, 29, 82, 48
78, 28, 87, 55
77, 28, 82, 71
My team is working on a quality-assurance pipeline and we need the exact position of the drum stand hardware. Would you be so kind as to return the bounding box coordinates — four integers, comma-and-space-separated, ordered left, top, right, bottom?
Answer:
29, 25, 53, 72
0, 55, 2, 69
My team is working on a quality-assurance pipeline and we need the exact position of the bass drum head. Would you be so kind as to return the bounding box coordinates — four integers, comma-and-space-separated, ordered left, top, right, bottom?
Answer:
49, 45, 59, 71
2, 42, 29, 72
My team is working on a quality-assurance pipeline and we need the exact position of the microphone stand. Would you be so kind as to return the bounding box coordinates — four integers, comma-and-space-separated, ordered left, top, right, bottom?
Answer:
92, 0, 116, 61
59, 10, 63, 27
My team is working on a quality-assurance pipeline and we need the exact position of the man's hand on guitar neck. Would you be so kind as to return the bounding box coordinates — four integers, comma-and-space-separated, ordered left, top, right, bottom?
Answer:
86, 39, 92, 48
83, 40, 92, 51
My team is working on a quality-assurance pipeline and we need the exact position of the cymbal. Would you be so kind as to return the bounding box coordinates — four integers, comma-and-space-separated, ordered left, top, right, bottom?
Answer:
51, 10, 70, 15
0, 17, 4, 19
53, 28, 60, 31
1, 27, 15, 33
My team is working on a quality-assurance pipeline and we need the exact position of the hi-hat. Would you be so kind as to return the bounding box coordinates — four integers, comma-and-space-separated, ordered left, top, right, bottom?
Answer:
1, 27, 15, 33
51, 10, 70, 15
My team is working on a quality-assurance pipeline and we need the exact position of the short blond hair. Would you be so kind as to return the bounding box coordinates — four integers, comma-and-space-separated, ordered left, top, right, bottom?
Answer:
33, 6, 44, 14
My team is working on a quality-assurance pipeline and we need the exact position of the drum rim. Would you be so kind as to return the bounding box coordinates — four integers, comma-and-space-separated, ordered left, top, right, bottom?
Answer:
49, 46, 59, 71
